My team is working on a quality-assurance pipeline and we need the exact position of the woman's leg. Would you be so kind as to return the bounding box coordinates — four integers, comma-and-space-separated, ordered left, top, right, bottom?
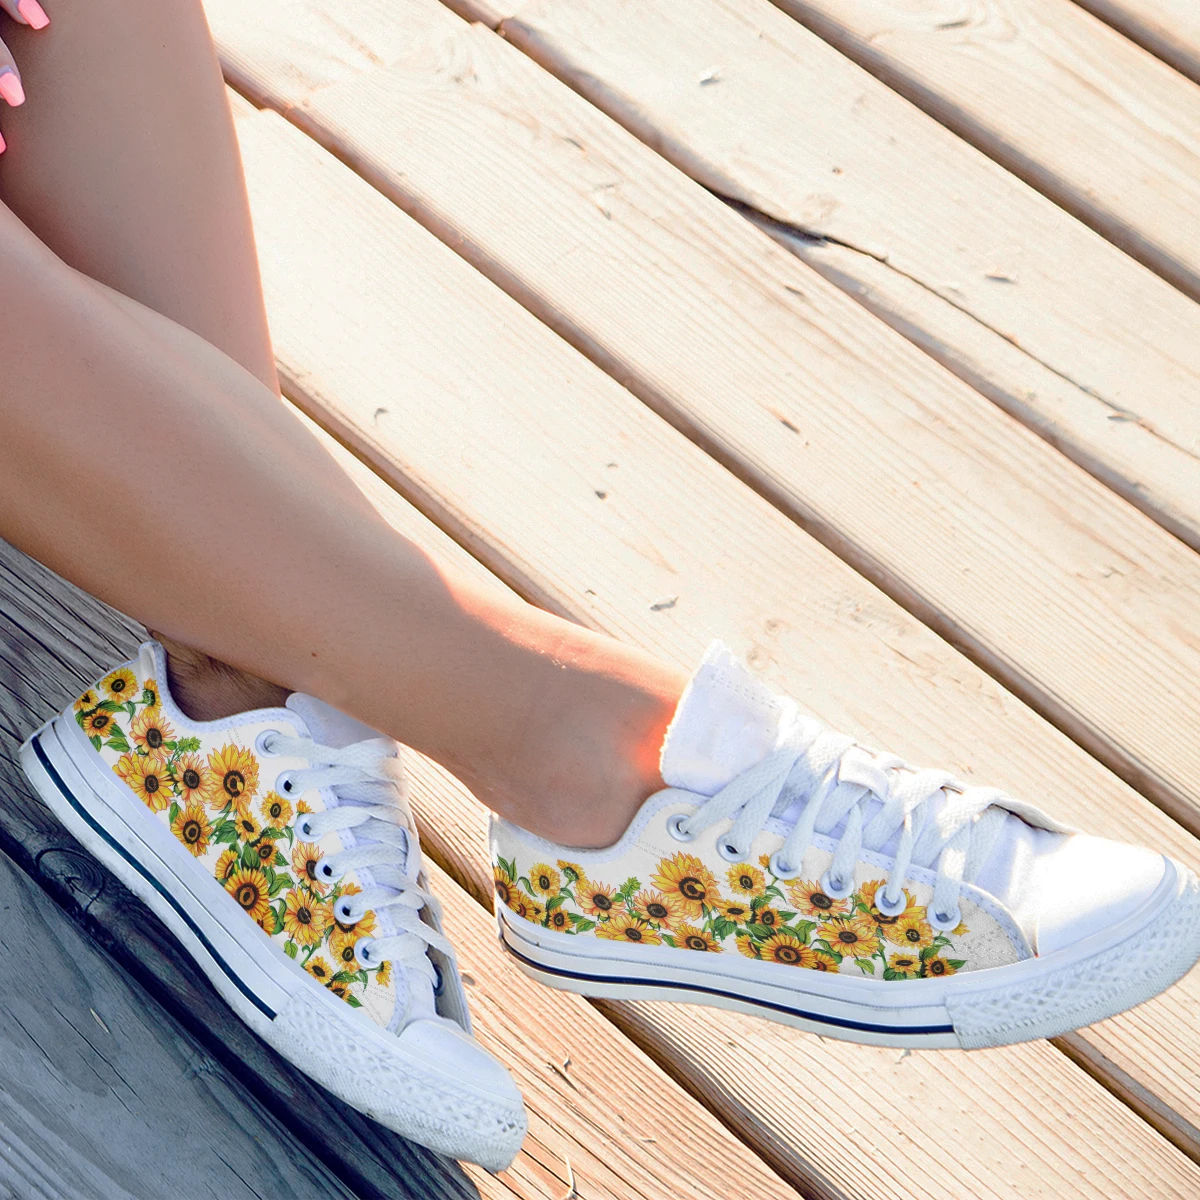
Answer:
0, 4, 683, 848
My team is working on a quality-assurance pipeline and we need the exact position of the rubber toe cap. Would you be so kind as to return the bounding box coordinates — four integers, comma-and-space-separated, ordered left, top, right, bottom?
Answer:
1030, 835, 1167, 957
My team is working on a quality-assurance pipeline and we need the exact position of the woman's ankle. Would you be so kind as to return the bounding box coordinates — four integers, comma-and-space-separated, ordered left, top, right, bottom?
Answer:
152, 631, 290, 721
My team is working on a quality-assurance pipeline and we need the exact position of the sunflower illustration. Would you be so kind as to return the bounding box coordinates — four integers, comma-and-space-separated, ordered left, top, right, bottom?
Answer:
556, 859, 584, 878
332, 884, 376, 939
129, 707, 175, 757
375, 960, 392, 988
888, 952, 921, 977
727, 862, 766, 897
253, 834, 280, 866
823, 914, 882, 959
787, 878, 851, 919
595, 912, 661, 945
175, 752, 219, 807
736, 933, 760, 959
577, 879, 619, 920
292, 842, 325, 890
305, 956, 335, 985
673, 923, 721, 952
118, 754, 173, 811
652, 852, 719, 916
171, 803, 212, 857
546, 907, 570, 931
714, 897, 754, 926
493, 864, 517, 909
892, 913, 934, 950
100, 667, 137, 704
215, 848, 239, 883
809, 949, 840, 972
328, 982, 352, 1002
528, 863, 560, 896
226, 868, 271, 926
330, 927, 363, 970
141, 678, 160, 708
232, 803, 261, 842
84, 709, 118, 739
260, 791, 292, 829
922, 956, 958, 978
208, 743, 259, 804
282, 888, 331, 946
860, 879, 920, 926
756, 906, 782, 930
760, 930, 816, 967
73, 690, 100, 714
511, 893, 545, 924
631, 889, 686, 928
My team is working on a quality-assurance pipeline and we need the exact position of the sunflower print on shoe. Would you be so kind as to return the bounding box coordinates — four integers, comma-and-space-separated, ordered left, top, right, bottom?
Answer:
75, 667, 394, 1011
493, 851, 970, 979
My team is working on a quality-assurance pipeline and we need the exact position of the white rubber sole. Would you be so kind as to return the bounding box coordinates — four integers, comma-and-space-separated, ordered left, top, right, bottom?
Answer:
497, 855, 1200, 1049
21, 711, 526, 1171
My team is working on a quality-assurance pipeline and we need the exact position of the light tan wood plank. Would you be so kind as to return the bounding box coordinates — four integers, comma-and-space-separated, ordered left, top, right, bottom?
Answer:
1073, 0, 1200, 84
446, 0, 1200, 554
768, 0, 1200, 300
208, 10, 1200, 846
231, 103, 1200, 1190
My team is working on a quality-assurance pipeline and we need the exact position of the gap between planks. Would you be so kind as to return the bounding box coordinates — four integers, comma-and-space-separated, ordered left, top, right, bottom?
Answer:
224, 95, 1200, 1191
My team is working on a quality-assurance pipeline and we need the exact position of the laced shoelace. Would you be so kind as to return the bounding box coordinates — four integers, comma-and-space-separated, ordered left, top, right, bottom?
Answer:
673, 704, 1012, 928
265, 733, 453, 984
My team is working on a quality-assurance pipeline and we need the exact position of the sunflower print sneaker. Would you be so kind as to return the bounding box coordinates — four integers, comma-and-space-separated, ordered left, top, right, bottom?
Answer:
491, 643, 1200, 1048
23, 641, 525, 1170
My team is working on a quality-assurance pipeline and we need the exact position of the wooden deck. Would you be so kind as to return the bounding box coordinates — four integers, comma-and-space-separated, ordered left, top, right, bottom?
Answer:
2, 0, 1199, 1195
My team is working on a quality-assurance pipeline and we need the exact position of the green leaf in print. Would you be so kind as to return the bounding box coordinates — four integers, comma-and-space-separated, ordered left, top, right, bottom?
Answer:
90, 735, 102, 751
168, 801, 182, 826
284, 940, 298, 959
855, 957, 876, 974
175, 735, 201, 754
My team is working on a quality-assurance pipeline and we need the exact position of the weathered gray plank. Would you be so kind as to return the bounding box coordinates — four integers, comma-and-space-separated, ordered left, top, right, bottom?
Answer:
0, 538, 482, 1200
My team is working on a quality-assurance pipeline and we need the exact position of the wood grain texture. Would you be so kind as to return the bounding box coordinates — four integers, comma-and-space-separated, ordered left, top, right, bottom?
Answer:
1071, 0, 1200, 84
227, 104, 1200, 1189
453, 0, 1200, 553
770, 0, 1200, 301
209, 11, 1200, 852
0, 541, 499, 1200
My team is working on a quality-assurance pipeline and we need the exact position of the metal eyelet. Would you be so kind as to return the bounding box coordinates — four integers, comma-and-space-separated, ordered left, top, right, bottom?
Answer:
255, 730, 281, 757
666, 813, 695, 842
929, 905, 962, 932
716, 837, 743, 862
820, 869, 855, 900
335, 896, 362, 925
315, 856, 342, 884
295, 813, 316, 839
276, 770, 299, 797
355, 937, 378, 966
875, 886, 908, 918
768, 850, 801, 880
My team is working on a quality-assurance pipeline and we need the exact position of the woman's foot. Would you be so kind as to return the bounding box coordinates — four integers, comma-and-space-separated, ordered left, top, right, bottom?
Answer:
491, 643, 1200, 1048
22, 640, 526, 1169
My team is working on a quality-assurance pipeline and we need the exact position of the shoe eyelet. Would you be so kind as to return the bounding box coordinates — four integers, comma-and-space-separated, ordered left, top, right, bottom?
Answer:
432, 963, 445, 996
716, 836, 744, 862
768, 850, 801, 880
335, 897, 362, 925
255, 730, 282, 757
666, 813, 695, 842
820, 869, 855, 900
315, 856, 342, 884
295, 813, 316, 840
929, 905, 962, 932
875, 886, 908, 918
355, 936, 378, 966
276, 771, 300, 797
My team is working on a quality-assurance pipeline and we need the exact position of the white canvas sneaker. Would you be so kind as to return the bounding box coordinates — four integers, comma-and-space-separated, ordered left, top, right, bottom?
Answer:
21, 641, 526, 1170
491, 643, 1200, 1048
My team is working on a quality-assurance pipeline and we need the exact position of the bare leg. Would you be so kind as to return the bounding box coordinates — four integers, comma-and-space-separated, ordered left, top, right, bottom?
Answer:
0, 5, 683, 848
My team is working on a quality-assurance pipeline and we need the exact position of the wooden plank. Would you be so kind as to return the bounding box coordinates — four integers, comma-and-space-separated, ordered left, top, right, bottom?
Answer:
207, 10, 1200, 858
0, 541, 505, 1200
0, 837, 360, 1200
442, 0, 1200, 555
1070, 1, 1200, 85
767, 0, 1200, 301
228, 103, 1200, 1191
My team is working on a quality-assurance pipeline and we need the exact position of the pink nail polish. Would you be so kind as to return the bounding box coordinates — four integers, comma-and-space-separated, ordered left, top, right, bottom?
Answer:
0, 71, 24, 108
17, 0, 50, 31
0, 130, 6, 155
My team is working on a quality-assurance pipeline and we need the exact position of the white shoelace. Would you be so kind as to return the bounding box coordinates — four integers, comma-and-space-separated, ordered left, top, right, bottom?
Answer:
265, 733, 453, 984
675, 704, 1011, 927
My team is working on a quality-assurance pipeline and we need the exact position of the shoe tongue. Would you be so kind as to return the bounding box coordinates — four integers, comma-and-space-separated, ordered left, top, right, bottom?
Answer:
660, 643, 788, 796
284, 695, 438, 1023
